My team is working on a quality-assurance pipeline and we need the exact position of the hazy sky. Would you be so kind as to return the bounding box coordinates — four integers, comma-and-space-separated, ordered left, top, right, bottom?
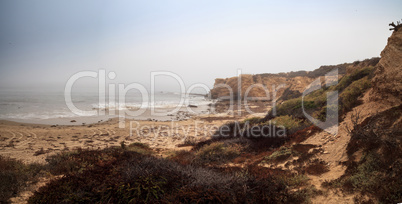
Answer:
0, 0, 401, 91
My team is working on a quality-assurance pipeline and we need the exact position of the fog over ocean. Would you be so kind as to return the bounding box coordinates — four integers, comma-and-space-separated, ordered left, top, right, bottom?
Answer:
0, 89, 211, 124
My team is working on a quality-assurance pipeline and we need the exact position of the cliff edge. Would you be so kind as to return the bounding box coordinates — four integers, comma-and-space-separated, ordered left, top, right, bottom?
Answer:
370, 28, 402, 105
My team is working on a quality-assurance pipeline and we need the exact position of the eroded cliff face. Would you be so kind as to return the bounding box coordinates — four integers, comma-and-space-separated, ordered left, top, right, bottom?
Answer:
370, 29, 402, 105
210, 60, 378, 101
210, 74, 314, 101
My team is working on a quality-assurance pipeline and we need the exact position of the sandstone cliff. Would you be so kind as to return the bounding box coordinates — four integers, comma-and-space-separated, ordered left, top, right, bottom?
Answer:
210, 74, 315, 101
210, 59, 379, 101
370, 28, 402, 105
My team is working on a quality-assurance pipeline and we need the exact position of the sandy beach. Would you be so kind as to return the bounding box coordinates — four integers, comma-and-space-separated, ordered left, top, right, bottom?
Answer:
2, 2, 401, 203
0, 98, 271, 163
0, 114, 245, 164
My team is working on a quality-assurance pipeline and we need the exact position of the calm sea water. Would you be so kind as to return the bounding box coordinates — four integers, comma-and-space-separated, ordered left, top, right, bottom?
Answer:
0, 89, 210, 122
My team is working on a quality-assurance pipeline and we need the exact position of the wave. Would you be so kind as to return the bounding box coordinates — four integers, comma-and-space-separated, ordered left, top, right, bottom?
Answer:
0, 91, 212, 120
0, 111, 93, 120
92, 101, 185, 110
91, 98, 212, 111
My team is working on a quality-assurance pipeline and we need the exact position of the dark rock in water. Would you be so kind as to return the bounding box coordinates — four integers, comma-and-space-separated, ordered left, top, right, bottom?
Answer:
188, 104, 198, 108
70, 120, 76, 123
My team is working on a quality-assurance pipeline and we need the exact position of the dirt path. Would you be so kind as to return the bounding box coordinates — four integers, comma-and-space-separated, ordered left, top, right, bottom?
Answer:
304, 91, 392, 203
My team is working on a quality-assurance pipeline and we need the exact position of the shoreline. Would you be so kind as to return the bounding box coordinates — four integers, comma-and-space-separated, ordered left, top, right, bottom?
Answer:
0, 102, 214, 126
0, 100, 269, 164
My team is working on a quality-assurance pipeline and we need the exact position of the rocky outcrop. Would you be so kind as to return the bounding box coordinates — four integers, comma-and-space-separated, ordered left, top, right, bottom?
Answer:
210, 59, 378, 101
370, 29, 402, 105
210, 74, 314, 101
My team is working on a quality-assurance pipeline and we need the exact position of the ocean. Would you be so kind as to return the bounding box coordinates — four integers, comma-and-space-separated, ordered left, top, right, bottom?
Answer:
0, 89, 212, 125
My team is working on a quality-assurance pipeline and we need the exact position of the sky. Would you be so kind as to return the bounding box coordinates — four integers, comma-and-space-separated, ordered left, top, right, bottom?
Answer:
0, 0, 401, 92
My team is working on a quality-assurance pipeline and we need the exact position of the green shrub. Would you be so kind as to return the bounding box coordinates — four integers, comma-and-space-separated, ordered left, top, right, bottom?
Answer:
315, 104, 339, 123
271, 115, 302, 130
269, 66, 375, 121
289, 186, 321, 203
243, 117, 262, 125
178, 136, 198, 147
283, 174, 309, 187
128, 142, 150, 149
194, 142, 242, 165
167, 150, 195, 165
339, 76, 371, 113
107, 176, 167, 203
344, 152, 380, 190
45, 148, 130, 175
127, 142, 153, 155
325, 105, 402, 203
0, 156, 44, 203
274, 98, 317, 119
336, 66, 374, 92
45, 150, 94, 175
28, 146, 314, 203
264, 146, 293, 162
279, 87, 302, 101
194, 121, 287, 154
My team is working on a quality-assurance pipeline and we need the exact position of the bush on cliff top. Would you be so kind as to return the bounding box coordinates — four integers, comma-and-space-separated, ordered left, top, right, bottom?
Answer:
267, 66, 375, 121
